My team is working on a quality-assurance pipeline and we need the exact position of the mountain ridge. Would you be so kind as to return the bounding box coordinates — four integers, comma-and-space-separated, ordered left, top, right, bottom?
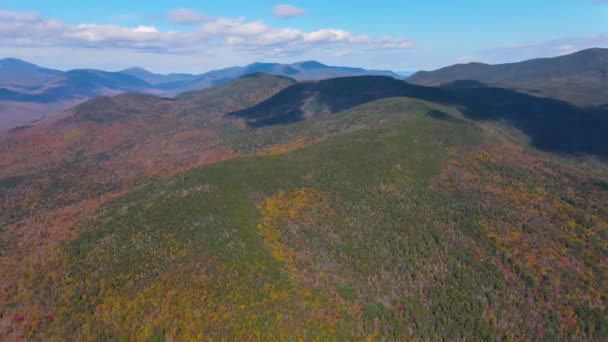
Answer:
2, 81, 607, 339
408, 48, 608, 107
231, 74, 608, 158
0, 59, 401, 130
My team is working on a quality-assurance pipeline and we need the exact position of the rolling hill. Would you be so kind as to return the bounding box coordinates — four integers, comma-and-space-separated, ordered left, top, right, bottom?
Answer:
408, 48, 608, 107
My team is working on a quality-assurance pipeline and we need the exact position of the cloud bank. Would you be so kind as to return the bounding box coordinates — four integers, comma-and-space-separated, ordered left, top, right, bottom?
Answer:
0, 9, 413, 57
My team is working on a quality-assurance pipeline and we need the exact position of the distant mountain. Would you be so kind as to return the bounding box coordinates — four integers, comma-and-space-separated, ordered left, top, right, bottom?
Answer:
41, 69, 157, 100
198, 61, 399, 81
61, 73, 296, 127
0, 58, 62, 88
161, 61, 400, 94
0, 68, 161, 129
0, 58, 399, 130
120, 67, 199, 86
119, 61, 398, 93
408, 48, 608, 107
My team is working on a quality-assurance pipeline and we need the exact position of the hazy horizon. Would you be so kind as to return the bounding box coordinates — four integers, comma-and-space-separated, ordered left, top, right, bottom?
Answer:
1, 0, 606, 73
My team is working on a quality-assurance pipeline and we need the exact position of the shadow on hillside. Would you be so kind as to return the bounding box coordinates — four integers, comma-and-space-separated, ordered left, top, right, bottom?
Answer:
437, 81, 608, 158
230, 76, 451, 127
229, 82, 315, 127
230, 76, 608, 159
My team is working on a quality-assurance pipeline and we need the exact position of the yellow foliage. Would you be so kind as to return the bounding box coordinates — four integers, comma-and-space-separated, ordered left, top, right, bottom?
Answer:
256, 188, 331, 278
62, 128, 82, 145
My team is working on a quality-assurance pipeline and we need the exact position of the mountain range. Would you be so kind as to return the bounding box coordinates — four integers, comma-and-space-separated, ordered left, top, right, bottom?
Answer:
0, 58, 399, 131
1, 48, 608, 340
408, 48, 608, 107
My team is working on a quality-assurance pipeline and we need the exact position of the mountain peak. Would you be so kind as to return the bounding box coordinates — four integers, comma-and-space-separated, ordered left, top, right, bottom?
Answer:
121, 66, 158, 77
572, 47, 608, 54
1, 57, 22, 62
293, 61, 329, 70
0, 58, 62, 84
0, 58, 39, 68
122, 66, 150, 73
247, 62, 281, 68
565, 47, 608, 60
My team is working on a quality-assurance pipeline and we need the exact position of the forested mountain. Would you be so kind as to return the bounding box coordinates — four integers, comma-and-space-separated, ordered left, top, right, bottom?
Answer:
408, 48, 608, 107
1, 68, 607, 339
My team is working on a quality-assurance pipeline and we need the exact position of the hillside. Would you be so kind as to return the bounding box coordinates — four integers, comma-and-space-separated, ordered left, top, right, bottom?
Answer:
0, 74, 295, 230
408, 48, 608, 107
1, 96, 606, 340
232, 76, 608, 158
175, 73, 296, 111
0, 74, 295, 183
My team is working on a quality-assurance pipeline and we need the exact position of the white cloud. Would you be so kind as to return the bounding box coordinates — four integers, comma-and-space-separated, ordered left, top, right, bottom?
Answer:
0, 9, 414, 58
197, 17, 268, 36
0, 10, 40, 22
304, 29, 366, 43
375, 36, 414, 49
169, 8, 209, 25
272, 4, 307, 19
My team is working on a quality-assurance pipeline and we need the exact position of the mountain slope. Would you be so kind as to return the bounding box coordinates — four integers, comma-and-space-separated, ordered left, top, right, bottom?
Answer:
408, 48, 608, 107
0, 73, 295, 191
231, 76, 608, 159
2, 97, 606, 340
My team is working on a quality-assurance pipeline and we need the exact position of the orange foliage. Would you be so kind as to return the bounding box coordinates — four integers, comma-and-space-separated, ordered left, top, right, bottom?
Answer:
434, 139, 608, 336
258, 137, 320, 156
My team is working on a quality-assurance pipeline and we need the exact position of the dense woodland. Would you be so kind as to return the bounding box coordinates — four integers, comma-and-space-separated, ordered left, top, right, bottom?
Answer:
1, 74, 607, 339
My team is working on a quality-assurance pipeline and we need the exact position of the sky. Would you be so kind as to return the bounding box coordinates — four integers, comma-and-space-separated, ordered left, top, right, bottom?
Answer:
0, 0, 607, 73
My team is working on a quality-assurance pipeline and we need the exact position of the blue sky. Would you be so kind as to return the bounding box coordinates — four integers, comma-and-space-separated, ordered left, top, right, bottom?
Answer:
0, 0, 607, 73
